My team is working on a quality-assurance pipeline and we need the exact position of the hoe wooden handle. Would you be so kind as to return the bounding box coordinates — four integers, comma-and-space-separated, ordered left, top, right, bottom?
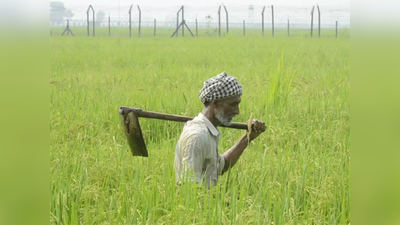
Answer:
119, 106, 248, 130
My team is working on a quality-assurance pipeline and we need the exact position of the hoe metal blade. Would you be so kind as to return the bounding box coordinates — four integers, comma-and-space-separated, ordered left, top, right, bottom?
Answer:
119, 107, 148, 157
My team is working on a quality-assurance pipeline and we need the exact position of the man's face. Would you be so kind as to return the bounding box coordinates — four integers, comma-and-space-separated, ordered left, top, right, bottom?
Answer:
214, 95, 241, 126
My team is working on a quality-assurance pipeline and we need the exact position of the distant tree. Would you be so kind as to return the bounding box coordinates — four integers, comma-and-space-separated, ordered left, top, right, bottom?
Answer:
50, 2, 74, 23
64, 9, 74, 20
96, 11, 106, 27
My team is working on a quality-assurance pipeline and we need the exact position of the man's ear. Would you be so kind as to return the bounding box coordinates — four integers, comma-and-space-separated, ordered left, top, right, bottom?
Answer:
211, 100, 221, 107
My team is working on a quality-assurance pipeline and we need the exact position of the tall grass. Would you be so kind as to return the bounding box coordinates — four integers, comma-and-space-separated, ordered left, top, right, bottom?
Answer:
50, 36, 349, 224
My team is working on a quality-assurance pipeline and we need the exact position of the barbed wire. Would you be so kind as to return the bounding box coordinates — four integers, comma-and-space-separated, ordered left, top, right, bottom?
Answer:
51, 3, 350, 28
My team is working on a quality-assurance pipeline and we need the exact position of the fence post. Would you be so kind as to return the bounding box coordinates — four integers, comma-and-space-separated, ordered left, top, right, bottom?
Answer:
67, 20, 69, 36
175, 6, 183, 37
87, 10, 89, 36
154, 19, 156, 37
137, 5, 141, 38
317, 5, 321, 37
108, 16, 111, 37
176, 10, 179, 37
93, 9, 95, 36
86, 5, 95, 37
311, 6, 315, 37
288, 19, 290, 37
271, 5, 274, 37
182, 6, 184, 37
243, 20, 245, 36
218, 6, 221, 36
336, 21, 338, 38
261, 6, 265, 36
223, 5, 228, 34
129, 5, 132, 38
62, 19, 75, 36
195, 19, 198, 37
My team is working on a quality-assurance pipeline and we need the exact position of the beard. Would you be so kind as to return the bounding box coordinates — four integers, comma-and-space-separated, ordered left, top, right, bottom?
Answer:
215, 108, 233, 126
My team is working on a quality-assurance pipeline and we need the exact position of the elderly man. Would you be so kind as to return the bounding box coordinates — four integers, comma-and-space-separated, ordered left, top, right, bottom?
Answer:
174, 71, 266, 188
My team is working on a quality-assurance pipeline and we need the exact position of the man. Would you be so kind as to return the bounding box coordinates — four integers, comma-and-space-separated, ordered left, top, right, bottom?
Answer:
174, 71, 266, 188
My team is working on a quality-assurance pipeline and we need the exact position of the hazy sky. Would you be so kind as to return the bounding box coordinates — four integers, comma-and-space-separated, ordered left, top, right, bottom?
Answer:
61, 0, 350, 10
61, 0, 350, 7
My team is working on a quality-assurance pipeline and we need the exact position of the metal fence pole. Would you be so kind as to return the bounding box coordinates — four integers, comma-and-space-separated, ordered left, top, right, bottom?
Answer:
93, 8, 95, 37
261, 6, 265, 36
86, 7, 89, 36
87, 10, 89, 36
137, 5, 141, 38
129, 5, 132, 38
336, 21, 338, 38
67, 20, 69, 36
218, 6, 221, 36
223, 5, 228, 34
62, 19, 75, 36
317, 5, 321, 37
288, 19, 290, 37
311, 6, 315, 37
176, 11, 179, 37
108, 16, 111, 37
182, 6, 184, 37
154, 19, 156, 37
195, 19, 198, 37
175, 6, 183, 37
86, 5, 95, 37
271, 5, 274, 37
243, 20, 245, 36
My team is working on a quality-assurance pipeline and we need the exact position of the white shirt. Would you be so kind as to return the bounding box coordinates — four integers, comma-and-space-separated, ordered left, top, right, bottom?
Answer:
174, 113, 226, 188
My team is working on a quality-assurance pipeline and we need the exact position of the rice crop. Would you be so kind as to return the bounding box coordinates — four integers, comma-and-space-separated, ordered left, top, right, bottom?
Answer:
50, 35, 350, 224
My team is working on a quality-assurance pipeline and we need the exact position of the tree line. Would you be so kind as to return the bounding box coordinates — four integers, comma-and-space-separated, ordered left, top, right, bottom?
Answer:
50, 2, 106, 26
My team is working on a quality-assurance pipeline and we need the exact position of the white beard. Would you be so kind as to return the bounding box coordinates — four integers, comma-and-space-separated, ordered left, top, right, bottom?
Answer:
215, 108, 233, 126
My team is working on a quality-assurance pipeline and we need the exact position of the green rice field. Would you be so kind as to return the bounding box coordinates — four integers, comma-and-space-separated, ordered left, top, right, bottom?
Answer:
50, 34, 350, 224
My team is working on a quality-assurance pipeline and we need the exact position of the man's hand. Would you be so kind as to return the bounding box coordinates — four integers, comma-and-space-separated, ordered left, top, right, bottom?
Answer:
222, 119, 267, 173
248, 119, 266, 141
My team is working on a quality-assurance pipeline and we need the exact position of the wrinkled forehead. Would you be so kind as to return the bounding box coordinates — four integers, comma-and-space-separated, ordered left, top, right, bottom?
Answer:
219, 95, 242, 104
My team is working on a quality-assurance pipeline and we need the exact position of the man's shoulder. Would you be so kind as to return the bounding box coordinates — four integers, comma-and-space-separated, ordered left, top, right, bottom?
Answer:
183, 120, 209, 136
179, 125, 211, 150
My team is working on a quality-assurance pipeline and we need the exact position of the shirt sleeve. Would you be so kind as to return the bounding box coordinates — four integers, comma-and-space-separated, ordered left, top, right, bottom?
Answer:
179, 133, 209, 184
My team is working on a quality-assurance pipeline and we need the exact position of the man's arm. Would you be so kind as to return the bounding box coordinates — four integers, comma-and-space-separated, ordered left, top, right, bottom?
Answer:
221, 119, 266, 174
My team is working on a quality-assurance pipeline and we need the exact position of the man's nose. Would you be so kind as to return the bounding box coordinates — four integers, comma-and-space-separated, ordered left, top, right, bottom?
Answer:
234, 107, 240, 115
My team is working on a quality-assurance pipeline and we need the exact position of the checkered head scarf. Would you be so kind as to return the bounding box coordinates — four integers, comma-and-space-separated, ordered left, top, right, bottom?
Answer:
199, 71, 242, 104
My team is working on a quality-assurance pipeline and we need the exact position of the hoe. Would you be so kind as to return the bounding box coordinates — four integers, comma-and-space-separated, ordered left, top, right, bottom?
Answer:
119, 106, 250, 157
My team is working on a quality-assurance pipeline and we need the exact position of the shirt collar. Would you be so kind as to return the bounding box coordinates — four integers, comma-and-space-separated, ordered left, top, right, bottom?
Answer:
197, 113, 221, 137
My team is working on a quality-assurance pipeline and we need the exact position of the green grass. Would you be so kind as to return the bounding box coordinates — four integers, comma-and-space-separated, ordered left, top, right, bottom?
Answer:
50, 26, 350, 38
50, 36, 350, 224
